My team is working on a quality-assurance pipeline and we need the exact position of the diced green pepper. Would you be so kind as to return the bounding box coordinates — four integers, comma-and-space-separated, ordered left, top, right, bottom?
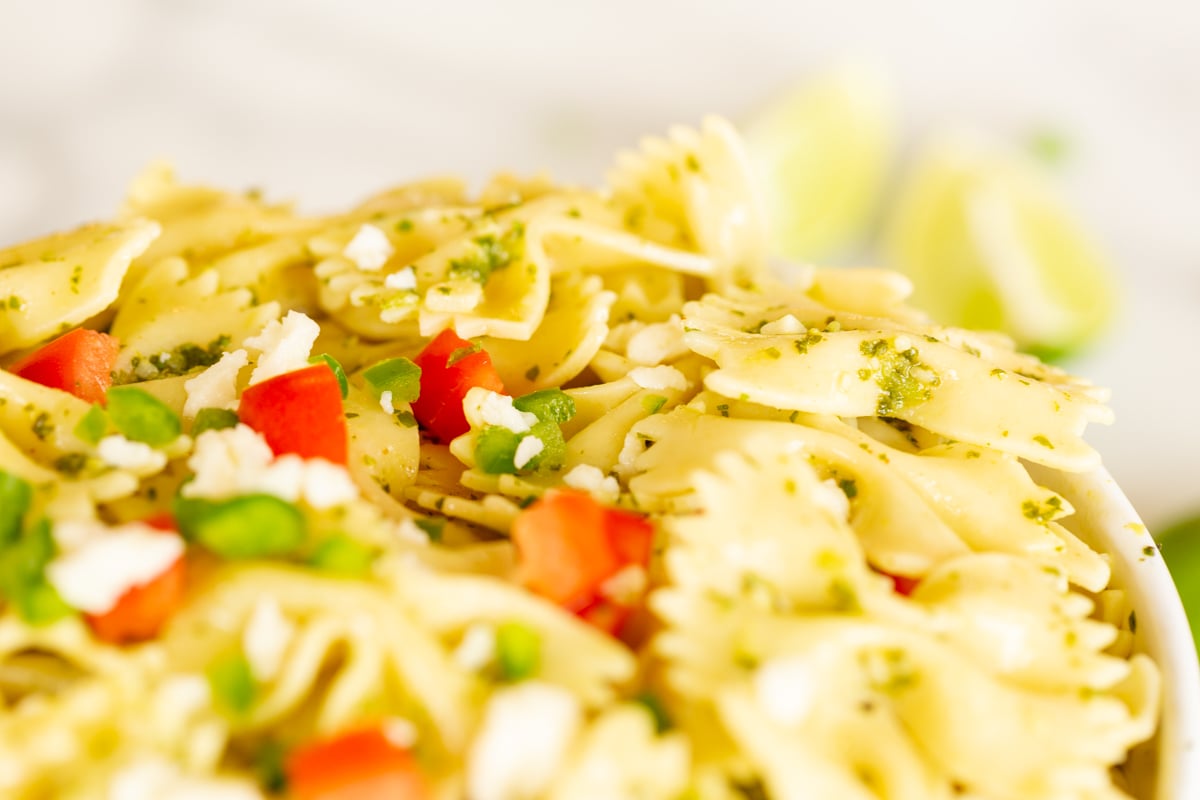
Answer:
513, 388, 576, 424
474, 426, 522, 474
363, 357, 422, 403
495, 621, 541, 681
207, 650, 258, 716
0, 468, 32, 547
192, 407, 240, 436
309, 353, 349, 399
308, 534, 375, 577
106, 386, 182, 446
74, 404, 109, 445
175, 493, 306, 560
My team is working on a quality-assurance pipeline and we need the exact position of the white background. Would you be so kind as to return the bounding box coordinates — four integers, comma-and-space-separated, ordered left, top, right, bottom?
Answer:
2, 0, 1197, 528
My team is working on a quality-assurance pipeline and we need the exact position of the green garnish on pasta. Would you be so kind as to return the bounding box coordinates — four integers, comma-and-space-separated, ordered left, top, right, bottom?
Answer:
0, 117, 1158, 800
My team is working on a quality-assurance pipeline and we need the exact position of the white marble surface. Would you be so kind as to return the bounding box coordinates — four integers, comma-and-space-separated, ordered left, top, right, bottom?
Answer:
2, 0, 1198, 527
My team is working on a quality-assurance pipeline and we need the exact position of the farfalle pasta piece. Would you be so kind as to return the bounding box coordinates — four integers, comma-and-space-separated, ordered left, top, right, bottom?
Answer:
0, 219, 159, 354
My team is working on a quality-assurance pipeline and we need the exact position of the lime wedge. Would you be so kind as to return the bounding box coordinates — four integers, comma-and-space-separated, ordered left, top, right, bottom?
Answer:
743, 66, 895, 261
882, 134, 1118, 359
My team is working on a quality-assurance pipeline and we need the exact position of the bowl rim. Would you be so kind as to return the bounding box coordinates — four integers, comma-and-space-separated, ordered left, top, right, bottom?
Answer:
1028, 464, 1200, 800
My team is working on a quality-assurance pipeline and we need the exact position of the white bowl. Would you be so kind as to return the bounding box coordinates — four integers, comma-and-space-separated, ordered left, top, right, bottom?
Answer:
1028, 464, 1200, 799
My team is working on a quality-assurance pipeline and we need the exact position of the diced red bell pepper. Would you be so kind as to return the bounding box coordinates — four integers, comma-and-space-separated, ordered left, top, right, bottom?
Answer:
512, 489, 655, 630
410, 329, 505, 443
287, 725, 428, 800
238, 363, 348, 464
9, 328, 119, 405
85, 516, 186, 644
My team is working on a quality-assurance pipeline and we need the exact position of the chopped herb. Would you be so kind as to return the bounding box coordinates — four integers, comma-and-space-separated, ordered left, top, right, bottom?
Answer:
192, 407, 239, 437
633, 692, 672, 733
792, 331, 824, 355
31, 412, 53, 441
1128, 610, 1138, 633
1027, 128, 1071, 166
69, 265, 83, 293
394, 410, 418, 427
395, 218, 414, 232
858, 338, 939, 416
863, 647, 919, 694
254, 740, 289, 794
414, 517, 445, 542
1142, 545, 1156, 557
207, 651, 257, 716
513, 388, 576, 424
448, 221, 525, 284
363, 357, 422, 403
494, 621, 541, 681
131, 335, 231, 380
641, 394, 667, 415
716, 403, 730, 417
990, 368, 1005, 378
829, 577, 861, 612
74, 404, 109, 444
684, 152, 702, 172
447, 342, 482, 367
838, 478, 858, 499
524, 365, 540, 382
308, 353, 348, 398
175, 493, 306, 559
1033, 434, 1055, 449
53, 453, 89, 476
762, 346, 782, 359
1022, 496, 1063, 525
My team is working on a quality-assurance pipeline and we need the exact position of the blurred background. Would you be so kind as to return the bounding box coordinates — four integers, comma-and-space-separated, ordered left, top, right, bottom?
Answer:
1, 0, 1198, 537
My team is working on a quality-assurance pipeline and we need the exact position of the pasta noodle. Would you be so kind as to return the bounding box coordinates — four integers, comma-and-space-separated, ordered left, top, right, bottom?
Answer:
0, 116, 1159, 800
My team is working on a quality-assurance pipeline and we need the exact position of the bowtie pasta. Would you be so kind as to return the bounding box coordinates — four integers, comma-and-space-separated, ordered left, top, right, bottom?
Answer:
0, 118, 1157, 800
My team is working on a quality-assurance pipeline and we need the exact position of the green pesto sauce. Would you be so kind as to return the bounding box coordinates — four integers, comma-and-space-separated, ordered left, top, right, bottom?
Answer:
859, 338, 940, 417
792, 331, 824, 355
119, 335, 231, 382
1022, 495, 1063, 524
448, 221, 525, 284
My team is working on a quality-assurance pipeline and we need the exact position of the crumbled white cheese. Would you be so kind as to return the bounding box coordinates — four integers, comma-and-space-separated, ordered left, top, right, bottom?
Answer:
300, 458, 360, 509
599, 565, 647, 604
244, 310, 321, 385
52, 519, 104, 551
382, 717, 419, 749
254, 453, 305, 503
755, 655, 816, 727
183, 426, 358, 509
513, 435, 544, 469
454, 623, 496, 672
183, 425, 275, 500
814, 478, 851, 521
110, 758, 263, 800
97, 435, 168, 475
616, 431, 647, 474
626, 315, 688, 365
468, 682, 582, 800
562, 464, 620, 500
242, 597, 295, 682
183, 349, 248, 419
46, 523, 183, 615
760, 314, 804, 335
379, 389, 395, 415
629, 365, 687, 392
384, 266, 417, 291
343, 223, 393, 272
464, 387, 538, 434
424, 280, 483, 313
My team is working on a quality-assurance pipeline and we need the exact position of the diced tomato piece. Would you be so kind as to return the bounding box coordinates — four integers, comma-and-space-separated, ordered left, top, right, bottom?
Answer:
85, 521, 186, 644
874, 568, 921, 596
287, 725, 428, 800
512, 490, 655, 630
238, 364, 348, 464
410, 329, 505, 442
9, 328, 119, 405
